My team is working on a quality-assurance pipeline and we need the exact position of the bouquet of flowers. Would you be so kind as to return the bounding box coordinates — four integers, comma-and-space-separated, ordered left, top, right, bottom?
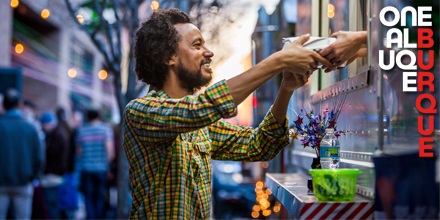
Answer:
289, 94, 349, 168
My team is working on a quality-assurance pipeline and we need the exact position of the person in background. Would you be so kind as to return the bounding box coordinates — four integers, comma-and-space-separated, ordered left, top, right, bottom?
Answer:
56, 107, 80, 217
23, 100, 45, 144
39, 111, 70, 219
76, 109, 115, 219
0, 88, 43, 219
124, 9, 331, 219
56, 107, 76, 173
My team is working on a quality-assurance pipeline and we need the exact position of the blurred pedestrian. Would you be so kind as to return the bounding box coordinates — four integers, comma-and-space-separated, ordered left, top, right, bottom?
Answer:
76, 109, 115, 219
39, 111, 69, 219
55, 107, 80, 217
22, 100, 45, 144
56, 107, 75, 167
0, 88, 43, 219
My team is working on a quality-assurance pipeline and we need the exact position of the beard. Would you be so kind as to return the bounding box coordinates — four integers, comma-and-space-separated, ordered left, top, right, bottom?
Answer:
176, 60, 212, 93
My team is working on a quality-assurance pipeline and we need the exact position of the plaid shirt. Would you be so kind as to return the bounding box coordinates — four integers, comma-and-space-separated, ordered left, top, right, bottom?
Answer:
123, 80, 290, 219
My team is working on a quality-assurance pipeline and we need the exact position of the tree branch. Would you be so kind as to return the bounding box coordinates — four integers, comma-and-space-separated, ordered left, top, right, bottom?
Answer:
110, 0, 122, 60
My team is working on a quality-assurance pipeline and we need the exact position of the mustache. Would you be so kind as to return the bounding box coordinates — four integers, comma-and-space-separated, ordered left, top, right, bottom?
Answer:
200, 59, 212, 65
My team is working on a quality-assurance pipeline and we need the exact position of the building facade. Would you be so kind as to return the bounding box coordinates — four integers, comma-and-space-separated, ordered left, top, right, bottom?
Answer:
0, 0, 117, 120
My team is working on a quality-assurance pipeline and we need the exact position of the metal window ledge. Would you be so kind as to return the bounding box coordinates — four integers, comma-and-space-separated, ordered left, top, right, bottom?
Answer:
265, 173, 374, 219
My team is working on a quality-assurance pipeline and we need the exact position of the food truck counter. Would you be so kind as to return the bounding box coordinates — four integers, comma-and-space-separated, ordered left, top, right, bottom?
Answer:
265, 173, 374, 219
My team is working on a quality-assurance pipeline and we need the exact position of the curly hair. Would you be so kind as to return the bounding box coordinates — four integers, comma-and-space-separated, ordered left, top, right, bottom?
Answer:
134, 9, 191, 89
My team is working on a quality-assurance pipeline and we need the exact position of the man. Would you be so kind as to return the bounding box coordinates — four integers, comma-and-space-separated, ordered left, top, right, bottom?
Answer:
76, 109, 115, 219
0, 89, 43, 219
123, 9, 332, 219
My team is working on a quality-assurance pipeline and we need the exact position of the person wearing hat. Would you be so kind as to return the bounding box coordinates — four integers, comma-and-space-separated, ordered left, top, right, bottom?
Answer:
39, 111, 69, 219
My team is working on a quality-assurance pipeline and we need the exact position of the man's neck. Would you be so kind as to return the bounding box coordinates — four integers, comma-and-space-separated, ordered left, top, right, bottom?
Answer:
162, 73, 192, 98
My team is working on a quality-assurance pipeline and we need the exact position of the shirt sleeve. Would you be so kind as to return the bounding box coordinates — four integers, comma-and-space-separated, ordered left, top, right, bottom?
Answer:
124, 80, 237, 144
209, 106, 290, 161
105, 124, 114, 141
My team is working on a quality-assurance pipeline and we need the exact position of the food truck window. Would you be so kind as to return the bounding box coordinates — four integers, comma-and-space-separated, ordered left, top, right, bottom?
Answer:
319, 0, 369, 91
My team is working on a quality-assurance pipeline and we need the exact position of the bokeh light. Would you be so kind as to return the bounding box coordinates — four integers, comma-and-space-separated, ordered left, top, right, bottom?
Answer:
98, 69, 108, 80
265, 188, 272, 195
68, 68, 77, 78
41, 9, 50, 19
262, 209, 272, 216
256, 181, 264, 189
251, 211, 259, 218
15, 44, 24, 54
10, 0, 19, 8
328, 3, 335, 18
151, 0, 160, 10
273, 202, 281, 212
76, 14, 85, 23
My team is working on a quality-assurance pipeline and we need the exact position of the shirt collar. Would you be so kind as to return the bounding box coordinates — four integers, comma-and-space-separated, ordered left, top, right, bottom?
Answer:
149, 89, 171, 99
4, 109, 22, 117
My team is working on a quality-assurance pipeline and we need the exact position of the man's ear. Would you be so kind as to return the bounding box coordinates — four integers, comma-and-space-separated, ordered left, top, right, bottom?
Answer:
166, 55, 177, 66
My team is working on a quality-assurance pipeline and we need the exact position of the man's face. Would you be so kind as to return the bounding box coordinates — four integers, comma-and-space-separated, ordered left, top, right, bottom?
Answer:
173, 23, 214, 91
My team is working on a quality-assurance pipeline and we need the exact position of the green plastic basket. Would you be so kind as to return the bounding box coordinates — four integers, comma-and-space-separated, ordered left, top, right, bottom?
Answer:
309, 169, 361, 202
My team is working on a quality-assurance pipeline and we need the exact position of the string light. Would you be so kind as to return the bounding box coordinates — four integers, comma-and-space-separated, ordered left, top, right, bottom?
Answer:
41, 8, 50, 19
260, 199, 270, 209
98, 69, 108, 80
328, 3, 335, 18
76, 14, 85, 23
273, 202, 281, 213
251, 211, 259, 218
68, 68, 77, 78
256, 181, 264, 189
265, 188, 272, 195
151, 0, 159, 10
15, 44, 24, 54
10, 0, 19, 8
252, 180, 277, 218
262, 210, 272, 216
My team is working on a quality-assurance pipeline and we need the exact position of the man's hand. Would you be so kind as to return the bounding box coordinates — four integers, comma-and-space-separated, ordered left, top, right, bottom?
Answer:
281, 34, 332, 74
271, 70, 312, 125
280, 70, 311, 92
319, 31, 367, 72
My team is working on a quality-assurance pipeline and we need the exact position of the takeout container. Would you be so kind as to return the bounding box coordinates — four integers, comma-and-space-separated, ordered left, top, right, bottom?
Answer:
309, 169, 361, 202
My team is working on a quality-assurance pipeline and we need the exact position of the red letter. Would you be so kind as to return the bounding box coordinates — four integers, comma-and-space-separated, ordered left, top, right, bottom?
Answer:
416, 94, 437, 114
418, 115, 434, 136
417, 72, 434, 92
417, 50, 434, 70
418, 28, 434, 48
419, 137, 434, 157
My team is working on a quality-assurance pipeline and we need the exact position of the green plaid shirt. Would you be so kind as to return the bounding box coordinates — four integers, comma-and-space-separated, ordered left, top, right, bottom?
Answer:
123, 80, 289, 219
